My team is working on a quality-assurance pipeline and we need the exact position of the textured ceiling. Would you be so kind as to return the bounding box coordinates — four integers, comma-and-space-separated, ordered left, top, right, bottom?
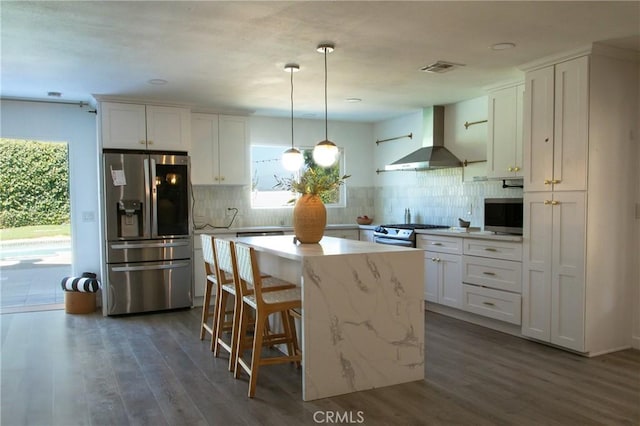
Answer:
1, 1, 639, 122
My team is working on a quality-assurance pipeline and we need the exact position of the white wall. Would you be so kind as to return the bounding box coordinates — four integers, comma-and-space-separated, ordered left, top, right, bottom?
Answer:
0, 100, 100, 277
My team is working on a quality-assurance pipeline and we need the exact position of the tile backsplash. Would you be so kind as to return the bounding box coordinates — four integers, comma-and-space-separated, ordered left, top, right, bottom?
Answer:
192, 168, 521, 229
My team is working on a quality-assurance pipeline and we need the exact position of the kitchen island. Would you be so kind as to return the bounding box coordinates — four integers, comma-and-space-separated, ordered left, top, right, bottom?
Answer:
235, 235, 425, 401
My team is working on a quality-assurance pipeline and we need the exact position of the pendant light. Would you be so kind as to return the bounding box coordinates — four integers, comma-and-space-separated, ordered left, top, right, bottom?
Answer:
281, 64, 304, 171
313, 43, 339, 168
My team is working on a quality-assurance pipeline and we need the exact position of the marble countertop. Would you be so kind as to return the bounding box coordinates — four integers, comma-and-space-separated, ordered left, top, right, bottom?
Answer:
235, 235, 418, 261
194, 223, 362, 235
416, 228, 523, 242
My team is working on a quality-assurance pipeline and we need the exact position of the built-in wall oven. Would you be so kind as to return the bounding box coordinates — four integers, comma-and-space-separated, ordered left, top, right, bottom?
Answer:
374, 224, 449, 247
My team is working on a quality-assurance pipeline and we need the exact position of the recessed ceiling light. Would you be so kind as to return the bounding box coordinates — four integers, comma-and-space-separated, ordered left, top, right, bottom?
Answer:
47, 91, 62, 97
345, 98, 362, 103
148, 79, 168, 85
491, 42, 516, 51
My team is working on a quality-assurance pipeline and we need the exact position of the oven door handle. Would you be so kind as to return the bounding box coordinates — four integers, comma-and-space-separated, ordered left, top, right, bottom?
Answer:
374, 236, 414, 247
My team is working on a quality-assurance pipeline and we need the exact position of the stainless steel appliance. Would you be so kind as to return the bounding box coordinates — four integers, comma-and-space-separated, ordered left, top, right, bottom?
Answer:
374, 224, 449, 247
103, 150, 192, 315
484, 198, 523, 235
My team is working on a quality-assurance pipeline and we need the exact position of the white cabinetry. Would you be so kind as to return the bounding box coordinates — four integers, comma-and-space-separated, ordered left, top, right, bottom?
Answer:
523, 56, 588, 192
520, 46, 637, 355
522, 191, 586, 350
358, 229, 375, 242
100, 102, 191, 151
417, 235, 462, 308
191, 113, 249, 185
487, 83, 524, 179
462, 240, 523, 325
324, 229, 359, 240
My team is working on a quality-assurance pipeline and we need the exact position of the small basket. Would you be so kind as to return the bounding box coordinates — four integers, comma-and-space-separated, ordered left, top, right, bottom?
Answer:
356, 217, 374, 225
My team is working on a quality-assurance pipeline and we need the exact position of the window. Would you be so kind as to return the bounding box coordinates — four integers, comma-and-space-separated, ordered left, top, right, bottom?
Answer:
251, 145, 345, 208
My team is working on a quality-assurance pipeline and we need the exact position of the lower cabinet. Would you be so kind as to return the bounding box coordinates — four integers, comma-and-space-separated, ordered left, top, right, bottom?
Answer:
425, 251, 462, 308
359, 229, 375, 242
324, 229, 359, 240
418, 235, 463, 308
462, 239, 523, 325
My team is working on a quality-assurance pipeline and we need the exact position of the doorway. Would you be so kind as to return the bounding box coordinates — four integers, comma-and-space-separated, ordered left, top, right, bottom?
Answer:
0, 138, 71, 313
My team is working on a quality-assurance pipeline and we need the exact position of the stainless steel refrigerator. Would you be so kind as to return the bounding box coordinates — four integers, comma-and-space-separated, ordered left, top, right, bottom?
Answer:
103, 150, 192, 315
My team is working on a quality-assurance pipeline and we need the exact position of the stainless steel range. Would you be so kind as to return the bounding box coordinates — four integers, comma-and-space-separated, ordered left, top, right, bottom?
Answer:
374, 224, 449, 247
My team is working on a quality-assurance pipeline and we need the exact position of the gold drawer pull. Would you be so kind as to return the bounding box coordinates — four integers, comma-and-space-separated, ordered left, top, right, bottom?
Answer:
544, 200, 552, 205
139, 140, 146, 145
550, 200, 559, 205
484, 247, 497, 252
482, 271, 496, 276
544, 179, 551, 185
514, 166, 521, 172
507, 167, 513, 172
147, 140, 153, 145
551, 179, 561, 184
482, 301, 496, 307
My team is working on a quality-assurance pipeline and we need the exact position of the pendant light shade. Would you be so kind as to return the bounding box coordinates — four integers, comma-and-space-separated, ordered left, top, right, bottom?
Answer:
313, 43, 339, 168
282, 64, 304, 171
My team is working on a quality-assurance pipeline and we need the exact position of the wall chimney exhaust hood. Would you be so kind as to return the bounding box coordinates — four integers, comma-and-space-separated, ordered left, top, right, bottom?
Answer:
385, 106, 462, 171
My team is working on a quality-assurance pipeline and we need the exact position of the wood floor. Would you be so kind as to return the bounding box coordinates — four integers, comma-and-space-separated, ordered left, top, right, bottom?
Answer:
1, 307, 638, 426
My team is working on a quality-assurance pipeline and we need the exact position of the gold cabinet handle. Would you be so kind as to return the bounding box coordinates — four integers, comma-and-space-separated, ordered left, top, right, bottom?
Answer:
482, 301, 496, 306
544, 179, 551, 185
139, 140, 146, 145
214, 176, 219, 181
514, 166, 521, 172
551, 179, 561, 184
484, 247, 498, 252
544, 200, 552, 205
551, 200, 559, 205
482, 271, 496, 276
221, 176, 225, 181
147, 140, 153, 145
507, 167, 514, 172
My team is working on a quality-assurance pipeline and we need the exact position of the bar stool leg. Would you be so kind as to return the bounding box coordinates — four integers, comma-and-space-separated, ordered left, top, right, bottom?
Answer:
234, 303, 251, 379
199, 279, 213, 340
247, 310, 267, 398
211, 286, 228, 354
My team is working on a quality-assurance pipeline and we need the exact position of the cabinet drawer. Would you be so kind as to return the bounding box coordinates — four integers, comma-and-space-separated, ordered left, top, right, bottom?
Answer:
463, 239, 522, 261
417, 235, 463, 254
462, 284, 522, 325
462, 256, 522, 293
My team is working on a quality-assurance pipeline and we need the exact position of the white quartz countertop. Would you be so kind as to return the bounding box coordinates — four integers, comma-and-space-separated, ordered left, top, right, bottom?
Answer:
416, 228, 523, 242
235, 235, 418, 261
194, 223, 361, 235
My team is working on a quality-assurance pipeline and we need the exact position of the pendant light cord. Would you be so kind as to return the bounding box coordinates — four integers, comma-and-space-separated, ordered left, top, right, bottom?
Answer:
290, 66, 294, 149
324, 46, 328, 141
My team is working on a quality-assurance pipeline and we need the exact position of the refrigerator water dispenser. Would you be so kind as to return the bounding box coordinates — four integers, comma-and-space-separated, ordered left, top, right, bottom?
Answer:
117, 199, 143, 237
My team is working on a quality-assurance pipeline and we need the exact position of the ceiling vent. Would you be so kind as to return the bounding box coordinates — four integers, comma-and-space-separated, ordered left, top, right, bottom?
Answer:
420, 60, 465, 73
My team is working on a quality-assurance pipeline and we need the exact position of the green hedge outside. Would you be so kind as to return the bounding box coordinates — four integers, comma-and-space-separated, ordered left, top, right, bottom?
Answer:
0, 139, 70, 228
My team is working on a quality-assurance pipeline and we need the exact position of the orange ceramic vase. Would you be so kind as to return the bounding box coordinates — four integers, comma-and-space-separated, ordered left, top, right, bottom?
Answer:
293, 194, 326, 243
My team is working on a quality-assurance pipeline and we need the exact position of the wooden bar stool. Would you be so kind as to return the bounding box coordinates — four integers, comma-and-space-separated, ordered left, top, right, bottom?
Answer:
212, 238, 295, 372
199, 234, 218, 341
233, 242, 302, 398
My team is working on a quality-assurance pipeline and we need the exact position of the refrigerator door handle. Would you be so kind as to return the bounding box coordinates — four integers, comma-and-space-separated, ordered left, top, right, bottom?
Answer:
111, 261, 191, 273
143, 157, 152, 238
110, 241, 190, 250
150, 157, 158, 237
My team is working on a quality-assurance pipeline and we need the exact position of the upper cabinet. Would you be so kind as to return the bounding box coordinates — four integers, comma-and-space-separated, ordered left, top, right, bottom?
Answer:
486, 83, 524, 179
523, 56, 589, 192
191, 113, 249, 185
101, 102, 191, 152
